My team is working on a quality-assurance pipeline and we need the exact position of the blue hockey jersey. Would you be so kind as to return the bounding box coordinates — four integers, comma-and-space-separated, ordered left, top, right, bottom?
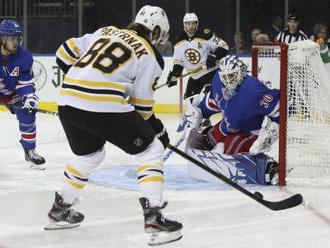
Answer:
198, 73, 280, 136
0, 46, 35, 101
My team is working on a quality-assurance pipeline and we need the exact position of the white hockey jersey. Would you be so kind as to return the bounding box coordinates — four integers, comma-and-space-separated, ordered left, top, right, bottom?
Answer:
56, 26, 164, 119
173, 28, 229, 79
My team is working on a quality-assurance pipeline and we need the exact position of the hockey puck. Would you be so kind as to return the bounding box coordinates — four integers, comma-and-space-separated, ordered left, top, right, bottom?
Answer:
254, 192, 264, 200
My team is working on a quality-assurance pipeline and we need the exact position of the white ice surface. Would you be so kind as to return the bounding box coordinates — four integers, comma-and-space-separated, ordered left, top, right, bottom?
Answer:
0, 112, 330, 248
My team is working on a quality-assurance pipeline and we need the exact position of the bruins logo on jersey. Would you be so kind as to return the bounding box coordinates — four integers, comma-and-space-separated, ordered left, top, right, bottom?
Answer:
184, 48, 201, 64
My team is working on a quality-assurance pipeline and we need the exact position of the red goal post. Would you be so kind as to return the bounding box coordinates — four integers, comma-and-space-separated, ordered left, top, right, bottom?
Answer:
252, 43, 288, 186
252, 41, 330, 187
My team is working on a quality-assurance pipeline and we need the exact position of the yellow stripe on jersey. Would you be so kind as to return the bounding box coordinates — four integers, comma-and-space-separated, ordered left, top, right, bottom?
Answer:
175, 40, 186, 47
67, 38, 80, 58
194, 38, 207, 42
129, 97, 155, 106
219, 42, 229, 50
57, 46, 77, 64
138, 112, 153, 119
64, 76, 126, 91
123, 29, 155, 58
186, 64, 204, 72
60, 89, 128, 104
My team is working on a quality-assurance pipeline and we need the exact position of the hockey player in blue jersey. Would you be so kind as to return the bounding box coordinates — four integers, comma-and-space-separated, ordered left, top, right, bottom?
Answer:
0, 19, 45, 170
185, 55, 280, 185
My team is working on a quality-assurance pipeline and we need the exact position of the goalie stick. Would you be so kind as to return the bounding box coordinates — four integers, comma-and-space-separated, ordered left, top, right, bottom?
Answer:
0, 102, 59, 116
168, 144, 303, 211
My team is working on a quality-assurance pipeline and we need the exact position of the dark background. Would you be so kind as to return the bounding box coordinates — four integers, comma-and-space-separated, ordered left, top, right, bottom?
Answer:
3, 0, 329, 54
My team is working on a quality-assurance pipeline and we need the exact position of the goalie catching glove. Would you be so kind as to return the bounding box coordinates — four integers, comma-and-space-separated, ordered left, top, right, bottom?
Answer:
147, 114, 170, 149
22, 93, 39, 110
249, 117, 279, 155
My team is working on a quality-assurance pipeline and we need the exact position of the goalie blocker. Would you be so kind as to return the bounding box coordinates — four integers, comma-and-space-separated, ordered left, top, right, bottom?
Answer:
187, 148, 278, 185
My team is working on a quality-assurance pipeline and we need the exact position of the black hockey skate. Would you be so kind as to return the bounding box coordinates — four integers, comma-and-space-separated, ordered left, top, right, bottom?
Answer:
44, 192, 84, 230
24, 148, 46, 170
139, 197, 183, 246
266, 159, 279, 186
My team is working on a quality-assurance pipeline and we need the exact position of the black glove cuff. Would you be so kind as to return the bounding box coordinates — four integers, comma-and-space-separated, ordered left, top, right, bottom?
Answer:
172, 64, 184, 76
213, 47, 229, 60
147, 114, 163, 134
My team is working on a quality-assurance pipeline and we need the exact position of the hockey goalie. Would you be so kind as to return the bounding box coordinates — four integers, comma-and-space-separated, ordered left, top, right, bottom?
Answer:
184, 55, 280, 186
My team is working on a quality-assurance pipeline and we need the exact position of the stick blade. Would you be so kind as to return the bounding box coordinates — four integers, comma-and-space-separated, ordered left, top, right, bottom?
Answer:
261, 193, 303, 211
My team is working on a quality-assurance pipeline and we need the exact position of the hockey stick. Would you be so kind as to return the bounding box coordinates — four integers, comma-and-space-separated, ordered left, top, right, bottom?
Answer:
163, 133, 185, 162
155, 62, 221, 90
154, 67, 206, 90
154, 64, 214, 91
0, 102, 59, 116
168, 144, 303, 211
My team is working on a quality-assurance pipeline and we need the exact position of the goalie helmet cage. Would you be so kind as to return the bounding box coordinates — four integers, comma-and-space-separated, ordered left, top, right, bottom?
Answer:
252, 40, 330, 187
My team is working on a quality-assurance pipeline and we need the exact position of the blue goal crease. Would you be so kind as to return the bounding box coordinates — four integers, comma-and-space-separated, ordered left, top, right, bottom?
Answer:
89, 165, 269, 191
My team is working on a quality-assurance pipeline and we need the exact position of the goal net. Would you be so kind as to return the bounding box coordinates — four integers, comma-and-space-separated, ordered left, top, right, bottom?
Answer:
252, 40, 330, 187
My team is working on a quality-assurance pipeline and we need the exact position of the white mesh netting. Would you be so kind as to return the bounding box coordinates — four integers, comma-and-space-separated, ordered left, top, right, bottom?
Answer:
254, 40, 330, 187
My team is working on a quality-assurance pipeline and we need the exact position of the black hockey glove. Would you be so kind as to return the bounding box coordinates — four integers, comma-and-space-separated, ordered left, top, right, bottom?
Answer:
202, 134, 215, 151
206, 53, 217, 70
167, 64, 184, 88
201, 126, 215, 151
147, 114, 170, 149
166, 71, 180, 87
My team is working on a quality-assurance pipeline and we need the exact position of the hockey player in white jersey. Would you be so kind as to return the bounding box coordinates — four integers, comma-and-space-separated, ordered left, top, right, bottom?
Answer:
166, 13, 229, 99
45, 5, 182, 246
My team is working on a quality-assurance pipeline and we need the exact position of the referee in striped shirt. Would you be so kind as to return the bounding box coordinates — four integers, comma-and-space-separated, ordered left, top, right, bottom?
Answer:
275, 14, 308, 43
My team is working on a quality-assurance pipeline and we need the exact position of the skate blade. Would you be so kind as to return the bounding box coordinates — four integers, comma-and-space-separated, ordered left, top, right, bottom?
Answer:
148, 230, 182, 246
29, 163, 46, 170
44, 221, 81, 230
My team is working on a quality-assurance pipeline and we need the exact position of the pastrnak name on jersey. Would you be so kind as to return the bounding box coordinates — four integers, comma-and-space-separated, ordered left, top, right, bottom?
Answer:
100, 26, 149, 59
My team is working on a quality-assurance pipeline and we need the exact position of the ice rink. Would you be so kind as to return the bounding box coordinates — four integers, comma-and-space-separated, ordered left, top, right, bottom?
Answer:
0, 111, 330, 248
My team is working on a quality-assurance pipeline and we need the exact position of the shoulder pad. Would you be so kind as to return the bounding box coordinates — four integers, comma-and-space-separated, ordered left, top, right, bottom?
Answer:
195, 28, 214, 40
174, 39, 186, 46
16, 47, 33, 64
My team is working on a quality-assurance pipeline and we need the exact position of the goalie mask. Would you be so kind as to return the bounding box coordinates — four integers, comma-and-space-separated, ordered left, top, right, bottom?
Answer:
134, 5, 170, 45
218, 55, 247, 100
183, 13, 198, 37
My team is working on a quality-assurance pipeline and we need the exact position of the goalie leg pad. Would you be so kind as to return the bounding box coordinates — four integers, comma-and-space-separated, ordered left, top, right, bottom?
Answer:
188, 149, 270, 185
249, 117, 279, 155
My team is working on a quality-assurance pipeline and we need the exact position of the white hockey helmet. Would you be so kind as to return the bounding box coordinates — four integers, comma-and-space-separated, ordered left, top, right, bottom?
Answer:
218, 55, 247, 99
183, 13, 198, 35
134, 5, 170, 45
